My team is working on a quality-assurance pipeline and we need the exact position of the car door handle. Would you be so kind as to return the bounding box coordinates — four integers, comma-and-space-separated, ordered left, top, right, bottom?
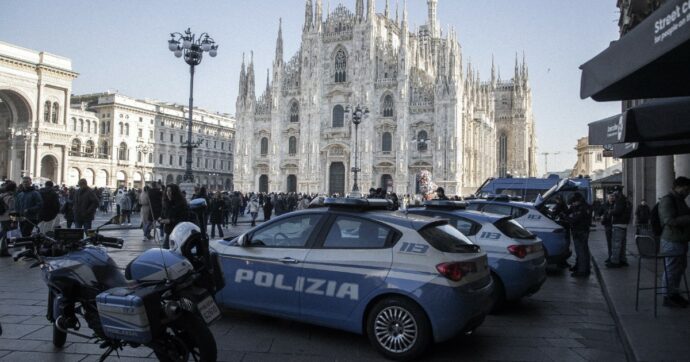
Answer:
280, 257, 299, 264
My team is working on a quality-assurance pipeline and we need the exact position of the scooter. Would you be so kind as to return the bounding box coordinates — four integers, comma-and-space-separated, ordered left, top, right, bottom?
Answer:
10, 215, 225, 361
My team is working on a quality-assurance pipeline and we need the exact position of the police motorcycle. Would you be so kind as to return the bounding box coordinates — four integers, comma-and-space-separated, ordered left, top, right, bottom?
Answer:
9, 213, 225, 362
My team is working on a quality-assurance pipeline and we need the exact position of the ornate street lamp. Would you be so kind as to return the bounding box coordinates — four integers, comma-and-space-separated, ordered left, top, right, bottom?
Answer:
167, 28, 218, 183
346, 105, 369, 198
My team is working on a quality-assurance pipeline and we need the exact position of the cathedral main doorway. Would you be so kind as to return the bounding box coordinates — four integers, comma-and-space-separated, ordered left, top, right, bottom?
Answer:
259, 175, 269, 193
286, 174, 297, 193
328, 162, 345, 196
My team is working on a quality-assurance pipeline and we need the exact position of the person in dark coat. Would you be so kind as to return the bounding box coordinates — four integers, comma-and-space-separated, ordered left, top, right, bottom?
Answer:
147, 182, 164, 237
635, 199, 651, 234
434, 187, 449, 200
263, 196, 273, 221
601, 194, 615, 263
62, 188, 75, 228
209, 192, 225, 238
15, 177, 43, 236
38, 181, 61, 232
72, 179, 99, 233
192, 186, 209, 239
161, 184, 190, 249
230, 192, 241, 226
564, 192, 592, 278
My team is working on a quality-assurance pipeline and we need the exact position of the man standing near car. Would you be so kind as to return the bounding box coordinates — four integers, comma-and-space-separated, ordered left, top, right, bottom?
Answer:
658, 177, 690, 308
564, 192, 591, 278
14, 177, 42, 236
38, 181, 61, 233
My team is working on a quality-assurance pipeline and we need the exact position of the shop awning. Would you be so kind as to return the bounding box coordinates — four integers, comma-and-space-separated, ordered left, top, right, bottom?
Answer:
612, 139, 690, 158
589, 97, 690, 145
591, 173, 623, 188
580, 0, 690, 101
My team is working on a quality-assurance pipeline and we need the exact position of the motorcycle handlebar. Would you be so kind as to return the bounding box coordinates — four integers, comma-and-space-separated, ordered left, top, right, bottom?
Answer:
93, 236, 124, 249
9, 237, 35, 248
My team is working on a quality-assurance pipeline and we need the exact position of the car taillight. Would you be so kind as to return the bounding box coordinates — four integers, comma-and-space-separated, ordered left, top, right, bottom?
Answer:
507, 244, 542, 258
436, 262, 477, 282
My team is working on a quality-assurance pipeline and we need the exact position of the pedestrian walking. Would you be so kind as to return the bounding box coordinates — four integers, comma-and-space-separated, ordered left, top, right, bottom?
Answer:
564, 192, 591, 278
263, 195, 273, 221
61, 188, 75, 229
658, 177, 690, 308
209, 192, 225, 238
147, 182, 164, 238
14, 177, 42, 237
72, 179, 99, 233
161, 184, 189, 249
248, 196, 259, 227
0, 181, 17, 256
601, 194, 615, 263
139, 186, 153, 240
192, 186, 209, 239
606, 189, 632, 268
230, 191, 241, 226
119, 191, 132, 225
38, 181, 61, 233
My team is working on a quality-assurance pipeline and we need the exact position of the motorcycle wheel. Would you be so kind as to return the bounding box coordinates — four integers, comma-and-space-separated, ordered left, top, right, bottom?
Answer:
48, 292, 66, 348
153, 313, 217, 362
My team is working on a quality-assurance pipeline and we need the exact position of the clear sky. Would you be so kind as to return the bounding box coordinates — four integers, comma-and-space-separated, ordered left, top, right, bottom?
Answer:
1, 0, 621, 175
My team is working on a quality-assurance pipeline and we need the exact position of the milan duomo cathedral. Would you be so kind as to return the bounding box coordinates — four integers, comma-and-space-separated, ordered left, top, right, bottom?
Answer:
233, 0, 537, 196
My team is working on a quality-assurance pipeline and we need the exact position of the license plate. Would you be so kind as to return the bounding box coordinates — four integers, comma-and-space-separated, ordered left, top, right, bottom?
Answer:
197, 296, 221, 324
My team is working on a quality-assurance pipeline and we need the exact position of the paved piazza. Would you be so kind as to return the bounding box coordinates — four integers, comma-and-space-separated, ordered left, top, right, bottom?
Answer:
0, 214, 626, 361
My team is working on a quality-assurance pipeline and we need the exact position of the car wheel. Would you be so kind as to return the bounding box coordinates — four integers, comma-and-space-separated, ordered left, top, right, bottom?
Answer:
366, 297, 431, 361
489, 273, 506, 313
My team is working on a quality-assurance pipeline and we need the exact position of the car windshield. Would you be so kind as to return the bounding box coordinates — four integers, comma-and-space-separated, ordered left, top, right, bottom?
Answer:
494, 219, 535, 239
418, 223, 480, 253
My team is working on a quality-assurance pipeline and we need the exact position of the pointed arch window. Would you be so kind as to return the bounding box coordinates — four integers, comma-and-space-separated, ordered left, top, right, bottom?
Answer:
86, 120, 91, 134
43, 101, 51, 122
382, 95, 394, 117
332, 105, 344, 127
125, 123, 130, 136
334, 48, 347, 83
288, 136, 297, 155
71, 118, 77, 131
498, 133, 508, 177
260, 137, 269, 156
289, 101, 299, 122
79, 119, 84, 132
51, 102, 59, 123
118, 142, 128, 161
382, 132, 392, 153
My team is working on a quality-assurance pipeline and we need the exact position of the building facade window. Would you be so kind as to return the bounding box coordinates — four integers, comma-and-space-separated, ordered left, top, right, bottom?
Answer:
44, 101, 51, 122
288, 136, 297, 155
382, 132, 392, 152
71, 139, 81, 155
417, 130, 428, 151
290, 101, 299, 122
179, 156, 183, 166
80, 119, 84, 132
85, 140, 94, 156
334, 48, 347, 83
71, 118, 77, 131
118, 142, 128, 161
159, 154, 164, 164
170, 155, 174, 165
125, 124, 130, 136
332, 105, 344, 127
260, 137, 269, 156
148, 153, 153, 163
498, 133, 508, 177
100, 141, 109, 158
51, 102, 59, 123
382, 95, 394, 117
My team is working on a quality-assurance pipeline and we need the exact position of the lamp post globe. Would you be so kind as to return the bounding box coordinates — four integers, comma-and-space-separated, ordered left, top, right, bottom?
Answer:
167, 28, 218, 191
347, 105, 369, 198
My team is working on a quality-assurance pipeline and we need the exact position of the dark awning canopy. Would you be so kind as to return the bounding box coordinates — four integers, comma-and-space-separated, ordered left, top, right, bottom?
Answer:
591, 172, 622, 187
589, 97, 690, 145
612, 139, 690, 158
580, 0, 690, 101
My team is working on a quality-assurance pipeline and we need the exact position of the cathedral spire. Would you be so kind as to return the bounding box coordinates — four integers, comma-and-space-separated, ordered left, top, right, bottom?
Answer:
514, 52, 520, 80
427, 0, 438, 38
491, 54, 496, 86
367, 0, 375, 22
385, 0, 390, 18
402, 0, 408, 28
356, 0, 364, 22
247, 51, 255, 101
395, 0, 399, 24
315, 0, 322, 32
265, 68, 270, 93
238, 52, 246, 101
275, 18, 283, 65
304, 0, 313, 31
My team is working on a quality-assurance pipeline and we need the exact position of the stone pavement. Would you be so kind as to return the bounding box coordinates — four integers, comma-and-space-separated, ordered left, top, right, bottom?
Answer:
0, 222, 630, 361
589, 226, 690, 361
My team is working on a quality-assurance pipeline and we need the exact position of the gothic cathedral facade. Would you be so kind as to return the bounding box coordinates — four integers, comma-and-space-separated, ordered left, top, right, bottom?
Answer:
233, 0, 536, 196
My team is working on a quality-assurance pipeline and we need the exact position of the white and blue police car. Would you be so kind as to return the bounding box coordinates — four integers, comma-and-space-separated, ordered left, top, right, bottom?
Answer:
407, 200, 546, 310
210, 197, 492, 360
466, 197, 570, 267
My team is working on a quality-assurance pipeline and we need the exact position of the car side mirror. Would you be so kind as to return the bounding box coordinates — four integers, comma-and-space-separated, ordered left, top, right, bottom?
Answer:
237, 234, 250, 247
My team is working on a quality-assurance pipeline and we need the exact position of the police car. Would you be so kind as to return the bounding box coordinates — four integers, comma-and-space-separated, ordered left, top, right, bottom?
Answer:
466, 197, 570, 266
210, 197, 492, 360
407, 200, 546, 309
